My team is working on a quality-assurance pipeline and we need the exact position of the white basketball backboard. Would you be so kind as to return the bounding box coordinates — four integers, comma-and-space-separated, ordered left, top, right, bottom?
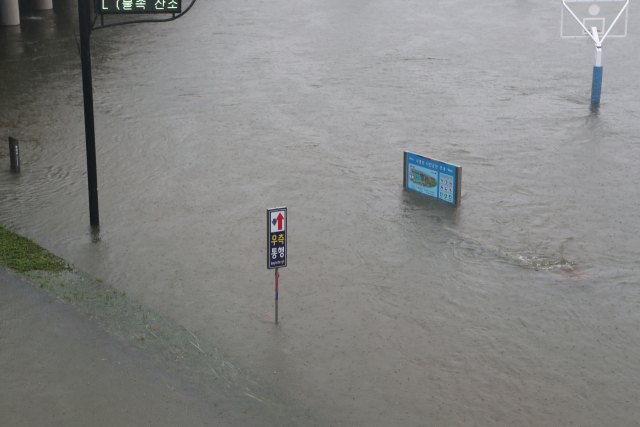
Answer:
561, 0, 629, 40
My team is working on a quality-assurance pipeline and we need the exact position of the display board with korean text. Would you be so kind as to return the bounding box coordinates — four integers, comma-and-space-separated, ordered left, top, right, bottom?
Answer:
404, 151, 461, 205
267, 207, 287, 269
95, 0, 182, 14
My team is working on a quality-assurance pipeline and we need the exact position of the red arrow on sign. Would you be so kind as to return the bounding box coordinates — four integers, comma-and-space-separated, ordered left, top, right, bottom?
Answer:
276, 213, 284, 230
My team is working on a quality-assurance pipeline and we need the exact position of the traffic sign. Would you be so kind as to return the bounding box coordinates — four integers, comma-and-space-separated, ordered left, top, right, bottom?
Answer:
267, 207, 287, 269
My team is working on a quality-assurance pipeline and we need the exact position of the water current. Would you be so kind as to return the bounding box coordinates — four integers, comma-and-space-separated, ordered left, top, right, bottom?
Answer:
2, 0, 640, 425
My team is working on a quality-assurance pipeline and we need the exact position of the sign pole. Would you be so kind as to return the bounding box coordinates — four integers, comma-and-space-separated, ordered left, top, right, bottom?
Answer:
78, 0, 99, 227
267, 207, 286, 324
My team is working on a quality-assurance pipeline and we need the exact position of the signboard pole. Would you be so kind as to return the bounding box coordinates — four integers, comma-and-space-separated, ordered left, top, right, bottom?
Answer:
78, 0, 100, 227
275, 268, 279, 323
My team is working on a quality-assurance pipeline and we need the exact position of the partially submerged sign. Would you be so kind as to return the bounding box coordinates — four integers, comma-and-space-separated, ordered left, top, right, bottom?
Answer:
267, 207, 287, 269
404, 151, 461, 205
8, 137, 20, 172
95, 0, 182, 14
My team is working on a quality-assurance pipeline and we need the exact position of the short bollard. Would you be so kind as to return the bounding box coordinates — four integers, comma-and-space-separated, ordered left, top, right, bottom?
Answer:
9, 137, 20, 172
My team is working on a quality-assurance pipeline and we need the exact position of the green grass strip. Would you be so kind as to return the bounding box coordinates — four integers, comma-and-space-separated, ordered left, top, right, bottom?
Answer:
0, 225, 69, 273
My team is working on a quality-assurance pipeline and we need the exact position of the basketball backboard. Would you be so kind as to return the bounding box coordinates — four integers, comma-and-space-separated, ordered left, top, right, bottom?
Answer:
561, 0, 628, 40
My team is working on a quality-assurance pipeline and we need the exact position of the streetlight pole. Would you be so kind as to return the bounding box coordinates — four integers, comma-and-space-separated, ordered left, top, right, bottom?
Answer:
78, 0, 100, 227
76, 0, 197, 227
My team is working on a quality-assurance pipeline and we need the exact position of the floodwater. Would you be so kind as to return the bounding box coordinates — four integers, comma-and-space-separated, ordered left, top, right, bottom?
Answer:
2, 0, 640, 425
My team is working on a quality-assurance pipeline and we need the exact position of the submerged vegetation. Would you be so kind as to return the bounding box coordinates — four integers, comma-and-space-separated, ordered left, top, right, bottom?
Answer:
0, 224, 70, 273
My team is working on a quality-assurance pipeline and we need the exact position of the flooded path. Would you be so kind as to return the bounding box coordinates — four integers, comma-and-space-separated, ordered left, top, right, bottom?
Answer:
2, 0, 640, 425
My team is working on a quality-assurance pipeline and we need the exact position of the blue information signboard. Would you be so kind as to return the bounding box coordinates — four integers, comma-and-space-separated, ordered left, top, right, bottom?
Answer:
404, 151, 461, 205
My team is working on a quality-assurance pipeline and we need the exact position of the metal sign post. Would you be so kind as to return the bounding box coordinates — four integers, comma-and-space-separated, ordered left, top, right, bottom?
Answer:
267, 207, 287, 323
275, 268, 279, 323
78, 0, 99, 226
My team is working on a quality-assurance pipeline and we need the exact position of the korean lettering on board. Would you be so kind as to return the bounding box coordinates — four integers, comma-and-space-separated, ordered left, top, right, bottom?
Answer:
270, 233, 286, 267
154, 0, 178, 10
103, 0, 180, 11
415, 158, 451, 175
413, 157, 450, 173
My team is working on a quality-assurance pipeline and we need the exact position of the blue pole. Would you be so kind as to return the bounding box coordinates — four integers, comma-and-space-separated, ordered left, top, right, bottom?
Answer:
591, 65, 603, 104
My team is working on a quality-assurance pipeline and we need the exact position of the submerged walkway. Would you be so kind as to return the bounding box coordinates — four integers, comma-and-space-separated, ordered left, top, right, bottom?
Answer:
0, 267, 235, 427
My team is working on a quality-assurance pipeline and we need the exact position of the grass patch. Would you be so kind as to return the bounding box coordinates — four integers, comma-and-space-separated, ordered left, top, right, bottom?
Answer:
0, 224, 69, 273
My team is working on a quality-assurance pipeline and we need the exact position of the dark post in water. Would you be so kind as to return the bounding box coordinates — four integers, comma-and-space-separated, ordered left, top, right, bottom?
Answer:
8, 137, 19, 172
78, 0, 99, 227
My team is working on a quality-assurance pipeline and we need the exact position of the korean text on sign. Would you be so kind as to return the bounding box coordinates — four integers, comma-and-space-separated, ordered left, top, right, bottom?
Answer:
96, 0, 182, 14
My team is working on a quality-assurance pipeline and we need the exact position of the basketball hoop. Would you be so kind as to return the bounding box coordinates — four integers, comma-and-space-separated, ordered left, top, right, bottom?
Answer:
561, 0, 629, 104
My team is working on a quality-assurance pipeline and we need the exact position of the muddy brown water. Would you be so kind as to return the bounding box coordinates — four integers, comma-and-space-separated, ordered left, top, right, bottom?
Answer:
2, 0, 640, 425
